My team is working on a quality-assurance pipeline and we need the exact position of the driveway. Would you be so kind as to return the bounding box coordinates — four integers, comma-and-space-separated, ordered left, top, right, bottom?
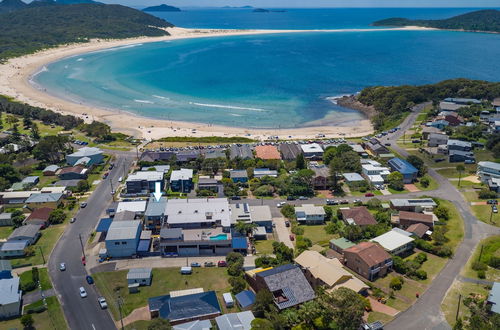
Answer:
273, 217, 293, 249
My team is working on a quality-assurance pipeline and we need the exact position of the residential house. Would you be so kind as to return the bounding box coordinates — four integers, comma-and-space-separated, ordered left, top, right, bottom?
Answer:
361, 163, 390, 185
148, 290, 221, 324
21, 176, 39, 189
116, 201, 147, 217
428, 133, 449, 147
8, 224, 41, 245
202, 148, 226, 159
230, 170, 248, 183
197, 177, 218, 193
439, 101, 464, 112
443, 97, 481, 105
255, 145, 281, 160
390, 199, 437, 212
371, 229, 415, 256
329, 237, 355, 254
253, 168, 278, 179
487, 177, 500, 192
126, 171, 164, 194
279, 144, 302, 161
40, 186, 67, 194
0, 260, 12, 279
66, 147, 103, 166
300, 144, 324, 160
104, 220, 142, 258
295, 204, 326, 225
449, 150, 475, 163
436, 112, 463, 126
165, 198, 232, 229
447, 139, 472, 152
245, 264, 315, 310
58, 166, 88, 180
295, 251, 368, 294
422, 126, 443, 140
343, 242, 393, 281
487, 282, 500, 314
387, 158, 418, 184
477, 161, 500, 183
397, 211, 434, 229
406, 223, 431, 238
42, 165, 61, 176
0, 191, 40, 205
170, 169, 194, 193
427, 119, 449, 130
340, 207, 377, 227
175, 150, 201, 163
363, 139, 389, 156
215, 311, 255, 330
235, 290, 256, 310
145, 197, 167, 231
343, 173, 366, 184
0, 277, 22, 318
230, 145, 253, 160
24, 207, 53, 228
127, 268, 152, 286
0, 241, 29, 258
0, 213, 12, 227
173, 320, 212, 330
140, 151, 175, 163
309, 164, 330, 190
142, 165, 171, 174
25, 193, 63, 210
231, 203, 273, 232
113, 211, 136, 222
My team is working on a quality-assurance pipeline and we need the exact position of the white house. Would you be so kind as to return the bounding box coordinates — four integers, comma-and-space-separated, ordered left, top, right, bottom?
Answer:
295, 204, 326, 225
105, 220, 142, 257
0, 277, 22, 318
300, 144, 324, 159
371, 229, 415, 256
477, 161, 500, 183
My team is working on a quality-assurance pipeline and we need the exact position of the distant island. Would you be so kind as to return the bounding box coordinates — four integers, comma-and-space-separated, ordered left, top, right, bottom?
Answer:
373, 9, 500, 33
222, 5, 253, 9
0, 0, 99, 13
253, 8, 287, 13
0, 3, 173, 61
142, 4, 181, 12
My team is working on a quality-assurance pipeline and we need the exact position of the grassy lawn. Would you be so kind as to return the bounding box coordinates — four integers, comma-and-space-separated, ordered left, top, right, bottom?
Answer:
438, 200, 465, 253
94, 267, 231, 320
255, 238, 276, 255
125, 320, 152, 330
19, 267, 52, 292
373, 274, 425, 311
299, 224, 336, 247
0, 226, 14, 239
471, 205, 500, 227
441, 281, 490, 328
388, 187, 408, 194
11, 224, 66, 268
367, 311, 394, 325
0, 296, 67, 330
414, 252, 449, 285
462, 235, 500, 281
414, 175, 439, 191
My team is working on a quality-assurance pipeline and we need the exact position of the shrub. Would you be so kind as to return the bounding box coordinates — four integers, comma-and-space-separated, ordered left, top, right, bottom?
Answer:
415, 270, 428, 280
488, 256, 500, 269
389, 277, 404, 290
472, 261, 488, 271
434, 206, 450, 221
280, 204, 296, 219
21, 281, 37, 292
414, 252, 428, 265
477, 270, 486, 279
435, 245, 453, 258
366, 198, 382, 210
478, 189, 497, 200
420, 177, 430, 188
291, 225, 304, 235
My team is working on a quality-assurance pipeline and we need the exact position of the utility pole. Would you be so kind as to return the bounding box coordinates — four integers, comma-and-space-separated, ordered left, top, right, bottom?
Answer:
38, 246, 46, 264
123, 163, 127, 180
490, 206, 494, 224
135, 144, 139, 160
455, 294, 462, 321
78, 234, 85, 259
117, 296, 125, 330
110, 179, 115, 202
478, 245, 484, 262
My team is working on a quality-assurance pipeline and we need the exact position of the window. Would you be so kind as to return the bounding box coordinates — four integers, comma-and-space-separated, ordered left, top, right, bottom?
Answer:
115, 242, 120, 245
122, 242, 127, 245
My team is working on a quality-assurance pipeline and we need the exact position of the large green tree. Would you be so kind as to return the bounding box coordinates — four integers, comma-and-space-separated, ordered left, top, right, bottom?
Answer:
33, 135, 72, 163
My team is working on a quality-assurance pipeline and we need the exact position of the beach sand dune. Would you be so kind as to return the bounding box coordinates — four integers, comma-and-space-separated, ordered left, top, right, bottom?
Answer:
0, 26, 434, 141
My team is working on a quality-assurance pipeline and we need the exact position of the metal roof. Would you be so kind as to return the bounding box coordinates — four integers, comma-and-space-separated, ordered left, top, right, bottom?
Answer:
343, 173, 365, 182
488, 282, 500, 314
330, 237, 355, 250
235, 290, 256, 308
127, 268, 152, 280
106, 220, 141, 241
232, 237, 247, 249
388, 158, 418, 175
0, 240, 29, 251
173, 320, 212, 330
127, 171, 163, 182
165, 198, 231, 227
68, 147, 102, 157
116, 201, 147, 213
230, 170, 248, 179
0, 277, 21, 305
371, 229, 415, 252
171, 169, 193, 181
25, 193, 63, 203
145, 197, 167, 217
215, 311, 255, 330
9, 224, 41, 240
148, 291, 221, 322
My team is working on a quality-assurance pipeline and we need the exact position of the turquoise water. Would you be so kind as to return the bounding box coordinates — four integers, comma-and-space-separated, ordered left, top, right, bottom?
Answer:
210, 234, 228, 240
33, 8, 500, 129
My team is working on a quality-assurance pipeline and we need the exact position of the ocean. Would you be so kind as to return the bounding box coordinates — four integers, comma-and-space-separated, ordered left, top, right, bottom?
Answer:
33, 8, 500, 129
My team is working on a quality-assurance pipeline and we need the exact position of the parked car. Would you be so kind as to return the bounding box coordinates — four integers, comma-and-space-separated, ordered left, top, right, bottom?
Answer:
434, 158, 446, 163
365, 193, 374, 197
97, 297, 108, 309
109, 163, 114, 170
70, 217, 76, 223
102, 172, 109, 179
204, 261, 215, 267
487, 200, 498, 205
287, 196, 296, 201
190, 262, 201, 267
79, 287, 87, 298
289, 234, 295, 241
231, 196, 241, 200
493, 206, 498, 213
277, 202, 286, 208
340, 200, 349, 204
59, 263, 66, 271
464, 159, 476, 164
217, 260, 227, 267
80, 202, 87, 208
298, 196, 308, 200
285, 221, 291, 227
86, 275, 94, 284
326, 199, 338, 205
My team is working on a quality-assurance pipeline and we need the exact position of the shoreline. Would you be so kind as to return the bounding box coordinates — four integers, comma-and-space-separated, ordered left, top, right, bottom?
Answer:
0, 26, 435, 141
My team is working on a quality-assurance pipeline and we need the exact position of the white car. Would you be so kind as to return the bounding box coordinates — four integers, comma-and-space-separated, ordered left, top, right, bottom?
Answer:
70, 218, 76, 223
59, 263, 66, 271
97, 297, 108, 309
79, 287, 87, 298
276, 202, 286, 208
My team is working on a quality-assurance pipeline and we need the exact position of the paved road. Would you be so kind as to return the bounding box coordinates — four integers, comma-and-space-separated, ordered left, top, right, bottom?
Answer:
48, 153, 134, 330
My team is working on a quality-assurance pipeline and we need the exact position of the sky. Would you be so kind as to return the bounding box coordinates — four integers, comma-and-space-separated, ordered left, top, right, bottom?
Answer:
99, 0, 500, 8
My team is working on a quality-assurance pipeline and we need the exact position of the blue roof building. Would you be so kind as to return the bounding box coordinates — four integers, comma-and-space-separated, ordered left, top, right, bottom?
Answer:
488, 282, 500, 314
388, 158, 418, 184
235, 290, 256, 310
148, 291, 221, 324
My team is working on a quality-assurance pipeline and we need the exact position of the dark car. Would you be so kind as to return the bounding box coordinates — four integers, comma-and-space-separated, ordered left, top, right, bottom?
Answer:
326, 199, 338, 205
231, 196, 241, 200
487, 200, 498, 205
109, 163, 114, 170
434, 158, 446, 163
285, 221, 290, 227
289, 234, 295, 241
287, 196, 296, 201
217, 261, 227, 267
86, 275, 94, 285
365, 193, 374, 197
340, 200, 349, 204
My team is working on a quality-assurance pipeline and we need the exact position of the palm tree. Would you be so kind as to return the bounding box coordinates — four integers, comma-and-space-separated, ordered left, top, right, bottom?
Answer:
235, 221, 258, 237
456, 164, 465, 187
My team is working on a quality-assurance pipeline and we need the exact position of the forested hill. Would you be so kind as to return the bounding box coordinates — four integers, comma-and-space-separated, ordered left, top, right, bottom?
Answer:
0, 3, 173, 61
373, 9, 500, 33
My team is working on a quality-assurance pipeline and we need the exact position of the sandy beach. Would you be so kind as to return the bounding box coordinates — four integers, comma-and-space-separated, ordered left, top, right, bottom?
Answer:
0, 26, 435, 141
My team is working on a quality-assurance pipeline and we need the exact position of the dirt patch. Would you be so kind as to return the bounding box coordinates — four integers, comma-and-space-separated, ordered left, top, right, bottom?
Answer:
118, 306, 150, 328
404, 184, 421, 192
462, 175, 481, 183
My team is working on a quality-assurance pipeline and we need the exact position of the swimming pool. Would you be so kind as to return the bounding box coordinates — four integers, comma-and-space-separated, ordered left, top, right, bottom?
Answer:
210, 234, 228, 240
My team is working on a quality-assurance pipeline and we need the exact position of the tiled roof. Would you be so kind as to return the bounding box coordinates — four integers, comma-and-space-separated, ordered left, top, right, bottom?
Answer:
399, 211, 433, 224
406, 223, 430, 238
344, 242, 391, 267
255, 145, 281, 160
340, 207, 377, 226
